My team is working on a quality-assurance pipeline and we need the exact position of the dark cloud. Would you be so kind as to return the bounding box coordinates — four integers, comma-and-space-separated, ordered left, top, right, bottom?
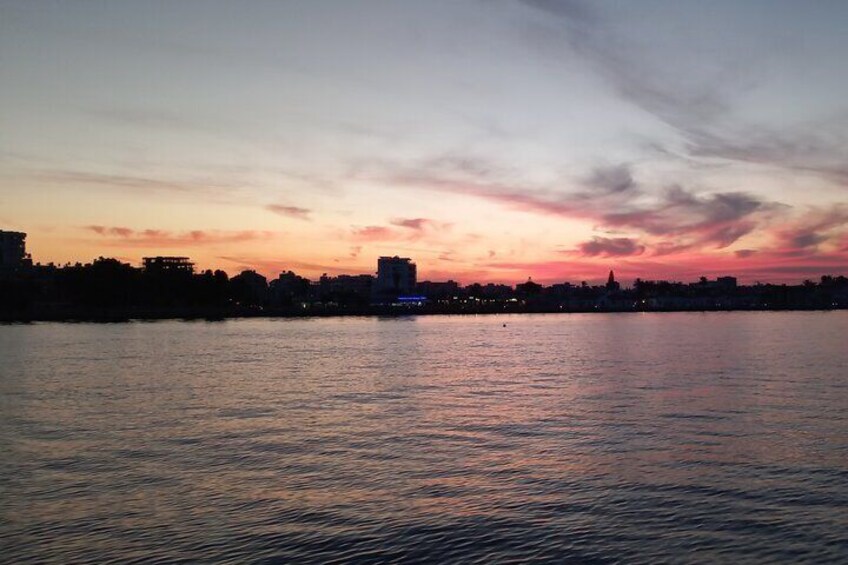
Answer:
266, 204, 311, 220
790, 232, 827, 249
577, 237, 645, 257
385, 158, 634, 221
775, 204, 848, 250
584, 164, 638, 196
601, 186, 779, 248
390, 217, 453, 232
386, 156, 781, 250
653, 241, 695, 256
735, 249, 758, 258
391, 218, 430, 230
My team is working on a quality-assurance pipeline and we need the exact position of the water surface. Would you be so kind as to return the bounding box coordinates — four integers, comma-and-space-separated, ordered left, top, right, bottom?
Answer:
1, 312, 847, 563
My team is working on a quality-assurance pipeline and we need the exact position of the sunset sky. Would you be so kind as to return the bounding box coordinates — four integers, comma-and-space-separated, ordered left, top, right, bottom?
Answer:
2, 0, 847, 284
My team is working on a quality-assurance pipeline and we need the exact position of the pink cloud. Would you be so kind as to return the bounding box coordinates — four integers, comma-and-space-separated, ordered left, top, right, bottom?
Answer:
351, 225, 397, 241
84, 226, 274, 247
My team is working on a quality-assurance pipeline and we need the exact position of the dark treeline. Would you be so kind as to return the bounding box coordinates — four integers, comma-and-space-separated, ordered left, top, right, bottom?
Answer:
1, 258, 261, 320
1, 255, 848, 321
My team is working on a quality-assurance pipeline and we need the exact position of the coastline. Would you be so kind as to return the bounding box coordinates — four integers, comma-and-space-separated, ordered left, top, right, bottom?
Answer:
2, 304, 846, 323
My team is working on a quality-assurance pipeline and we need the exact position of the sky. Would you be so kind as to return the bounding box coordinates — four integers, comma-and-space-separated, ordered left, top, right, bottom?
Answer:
1, 0, 847, 284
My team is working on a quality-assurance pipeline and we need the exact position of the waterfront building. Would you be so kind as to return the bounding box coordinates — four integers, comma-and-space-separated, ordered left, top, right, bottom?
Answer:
479, 283, 513, 299
0, 230, 32, 275
416, 280, 459, 300
516, 278, 543, 296
318, 274, 374, 303
269, 271, 311, 306
375, 256, 416, 300
230, 269, 268, 306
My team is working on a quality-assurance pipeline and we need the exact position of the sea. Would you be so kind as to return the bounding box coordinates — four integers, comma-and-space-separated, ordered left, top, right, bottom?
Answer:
1, 312, 847, 563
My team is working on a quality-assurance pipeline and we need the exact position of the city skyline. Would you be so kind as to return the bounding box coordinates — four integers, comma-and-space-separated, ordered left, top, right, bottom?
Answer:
5, 226, 848, 322
5, 225, 848, 287
5, 228, 845, 292
2, 1, 848, 284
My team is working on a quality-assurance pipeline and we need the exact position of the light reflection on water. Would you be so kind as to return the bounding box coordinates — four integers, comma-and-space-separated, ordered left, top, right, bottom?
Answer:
1, 312, 847, 563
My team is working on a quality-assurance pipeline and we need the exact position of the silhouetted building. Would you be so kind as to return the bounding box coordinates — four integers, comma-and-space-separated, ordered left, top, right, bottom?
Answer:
516, 278, 543, 296
375, 256, 416, 300
606, 270, 620, 292
692, 276, 738, 291
417, 280, 459, 300
230, 269, 268, 306
270, 270, 311, 306
3, 227, 848, 320
318, 274, 374, 304
548, 282, 575, 297
0, 230, 32, 275
143, 256, 195, 275
716, 276, 737, 289
478, 283, 513, 299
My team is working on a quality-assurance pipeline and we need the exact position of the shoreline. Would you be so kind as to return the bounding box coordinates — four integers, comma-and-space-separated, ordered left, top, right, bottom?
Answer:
2, 304, 846, 323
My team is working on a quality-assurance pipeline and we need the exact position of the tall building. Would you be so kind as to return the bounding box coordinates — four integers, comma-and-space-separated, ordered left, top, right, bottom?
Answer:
0, 230, 32, 274
375, 256, 417, 298
606, 270, 620, 291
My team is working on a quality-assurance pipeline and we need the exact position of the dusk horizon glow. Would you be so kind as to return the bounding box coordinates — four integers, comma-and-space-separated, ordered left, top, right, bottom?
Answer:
2, 0, 847, 285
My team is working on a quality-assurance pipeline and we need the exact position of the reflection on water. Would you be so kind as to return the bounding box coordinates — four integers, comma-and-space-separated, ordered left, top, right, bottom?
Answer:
1, 312, 847, 563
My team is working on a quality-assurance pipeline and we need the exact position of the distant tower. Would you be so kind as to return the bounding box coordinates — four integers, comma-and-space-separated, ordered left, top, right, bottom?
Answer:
606, 270, 620, 291
375, 256, 417, 299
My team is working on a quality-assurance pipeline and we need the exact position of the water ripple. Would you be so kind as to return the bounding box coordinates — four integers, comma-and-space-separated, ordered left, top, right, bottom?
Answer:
1, 312, 847, 563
